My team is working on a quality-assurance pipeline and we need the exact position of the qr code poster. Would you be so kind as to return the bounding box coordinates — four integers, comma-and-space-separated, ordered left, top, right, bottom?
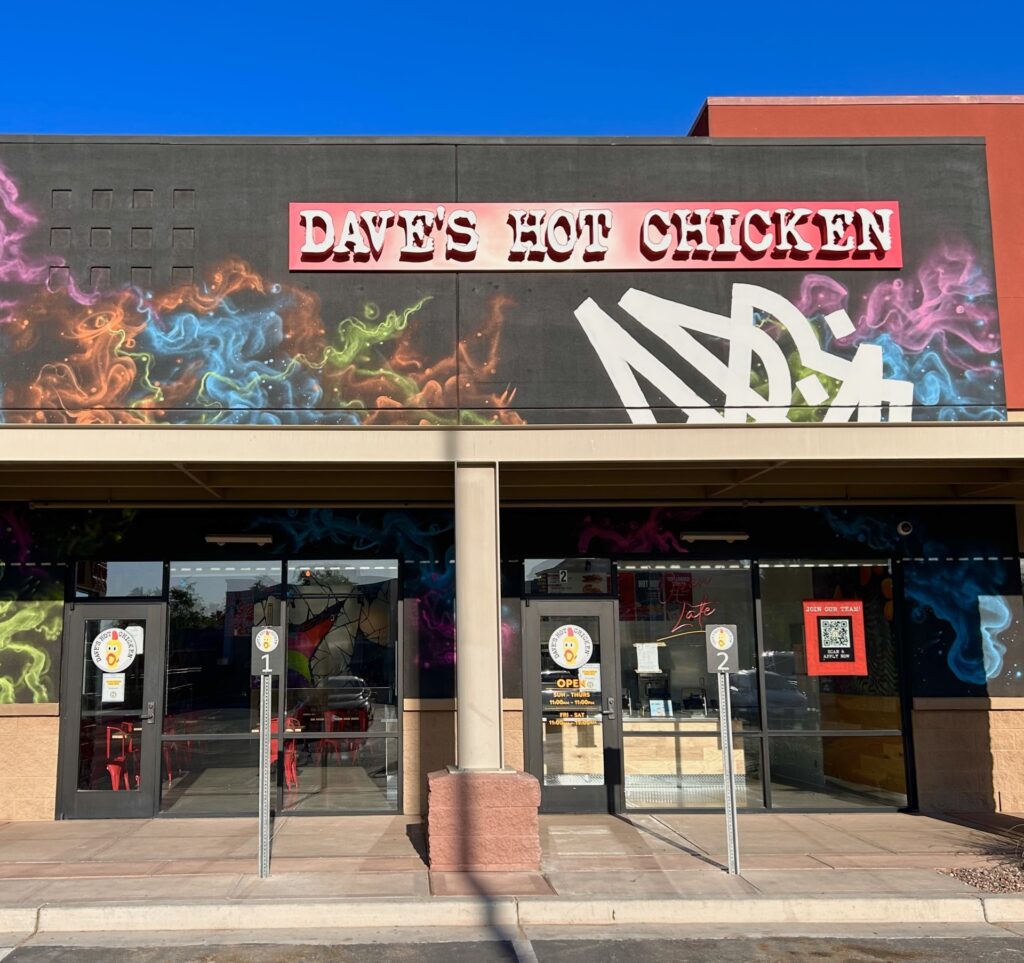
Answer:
802, 600, 867, 677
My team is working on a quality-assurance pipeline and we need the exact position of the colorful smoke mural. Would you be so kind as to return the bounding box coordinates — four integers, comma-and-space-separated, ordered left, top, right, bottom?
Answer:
0, 150, 1006, 424
810, 507, 1023, 696
0, 164, 521, 426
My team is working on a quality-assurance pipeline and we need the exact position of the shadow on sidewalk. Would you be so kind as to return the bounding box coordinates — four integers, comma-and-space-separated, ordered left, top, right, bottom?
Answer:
408, 775, 531, 963
613, 813, 726, 871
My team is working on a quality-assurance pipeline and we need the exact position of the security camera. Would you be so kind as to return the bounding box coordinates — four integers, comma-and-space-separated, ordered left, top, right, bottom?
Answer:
896, 520, 913, 537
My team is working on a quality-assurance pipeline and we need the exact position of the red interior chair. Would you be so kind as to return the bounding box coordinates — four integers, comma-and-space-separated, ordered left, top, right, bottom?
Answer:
322, 708, 368, 764
104, 722, 135, 791
270, 716, 299, 790
319, 710, 344, 765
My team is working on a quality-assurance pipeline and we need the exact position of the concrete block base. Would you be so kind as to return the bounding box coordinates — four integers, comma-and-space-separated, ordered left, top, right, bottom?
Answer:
426, 768, 541, 872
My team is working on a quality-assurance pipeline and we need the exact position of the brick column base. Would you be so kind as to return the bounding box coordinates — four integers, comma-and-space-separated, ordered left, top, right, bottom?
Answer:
426, 769, 541, 871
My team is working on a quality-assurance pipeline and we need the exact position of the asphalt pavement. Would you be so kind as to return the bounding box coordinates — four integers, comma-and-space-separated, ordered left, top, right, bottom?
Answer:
5, 937, 1024, 962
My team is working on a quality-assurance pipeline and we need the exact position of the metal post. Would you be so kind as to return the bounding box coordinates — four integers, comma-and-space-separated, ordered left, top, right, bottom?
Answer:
258, 668, 273, 879
718, 670, 740, 875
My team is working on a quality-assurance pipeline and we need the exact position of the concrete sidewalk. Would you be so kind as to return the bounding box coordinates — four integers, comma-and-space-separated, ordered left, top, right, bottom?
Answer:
0, 811, 1022, 938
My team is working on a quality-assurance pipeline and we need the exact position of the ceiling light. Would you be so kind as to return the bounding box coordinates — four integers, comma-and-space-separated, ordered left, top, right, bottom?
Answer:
681, 533, 749, 543
204, 534, 272, 546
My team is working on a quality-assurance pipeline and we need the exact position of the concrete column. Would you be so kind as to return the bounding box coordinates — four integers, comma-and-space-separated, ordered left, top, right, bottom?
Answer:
453, 462, 504, 771
426, 462, 541, 872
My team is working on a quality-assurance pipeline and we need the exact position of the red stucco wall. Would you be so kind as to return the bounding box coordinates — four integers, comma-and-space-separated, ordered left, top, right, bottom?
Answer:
700, 98, 1024, 412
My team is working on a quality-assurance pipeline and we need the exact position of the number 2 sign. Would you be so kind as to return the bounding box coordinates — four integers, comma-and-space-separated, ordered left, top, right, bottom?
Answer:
705, 624, 739, 673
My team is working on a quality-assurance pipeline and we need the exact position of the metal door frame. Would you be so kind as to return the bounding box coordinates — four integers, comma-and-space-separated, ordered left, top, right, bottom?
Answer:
523, 598, 623, 813
57, 601, 167, 819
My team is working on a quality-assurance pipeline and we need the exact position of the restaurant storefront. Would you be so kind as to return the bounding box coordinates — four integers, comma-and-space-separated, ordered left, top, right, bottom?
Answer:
0, 104, 1023, 862
0, 497, 1014, 822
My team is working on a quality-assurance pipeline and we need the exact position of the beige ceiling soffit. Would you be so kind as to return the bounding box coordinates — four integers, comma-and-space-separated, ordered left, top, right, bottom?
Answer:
173, 462, 222, 499
707, 461, 788, 498
0, 423, 1022, 466
955, 470, 1024, 498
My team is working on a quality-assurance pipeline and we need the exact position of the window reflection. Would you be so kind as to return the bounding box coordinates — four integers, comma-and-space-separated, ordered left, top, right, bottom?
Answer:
76, 561, 163, 599
164, 562, 281, 734
284, 561, 398, 738
758, 561, 901, 731
159, 739, 259, 815
768, 735, 907, 808
280, 560, 400, 813
525, 558, 611, 596
623, 734, 764, 810
282, 736, 398, 812
617, 562, 758, 729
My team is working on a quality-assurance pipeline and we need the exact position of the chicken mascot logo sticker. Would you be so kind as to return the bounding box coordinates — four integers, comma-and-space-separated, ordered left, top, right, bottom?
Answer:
548, 624, 594, 670
90, 628, 138, 673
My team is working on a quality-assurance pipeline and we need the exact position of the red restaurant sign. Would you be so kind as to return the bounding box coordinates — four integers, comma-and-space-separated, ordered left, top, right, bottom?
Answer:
289, 201, 902, 272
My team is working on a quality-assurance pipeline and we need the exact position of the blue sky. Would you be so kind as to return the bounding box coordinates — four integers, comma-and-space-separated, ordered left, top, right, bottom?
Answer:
4, 1, 1020, 135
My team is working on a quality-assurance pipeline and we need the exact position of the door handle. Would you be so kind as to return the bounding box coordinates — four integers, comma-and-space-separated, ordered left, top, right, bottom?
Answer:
601, 696, 616, 721
140, 701, 156, 724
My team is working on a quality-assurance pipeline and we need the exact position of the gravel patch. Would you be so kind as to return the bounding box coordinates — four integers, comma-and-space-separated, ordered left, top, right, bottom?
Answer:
943, 864, 1024, 893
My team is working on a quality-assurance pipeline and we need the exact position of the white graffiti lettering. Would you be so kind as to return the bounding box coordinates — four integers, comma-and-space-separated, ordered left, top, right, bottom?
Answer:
574, 285, 914, 424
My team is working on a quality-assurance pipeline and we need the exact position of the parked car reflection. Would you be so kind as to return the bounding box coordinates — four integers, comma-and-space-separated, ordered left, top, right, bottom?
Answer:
731, 669, 814, 726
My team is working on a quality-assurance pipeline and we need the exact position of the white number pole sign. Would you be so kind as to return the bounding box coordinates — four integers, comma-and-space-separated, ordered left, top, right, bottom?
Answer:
258, 665, 272, 878
252, 625, 282, 879
706, 624, 740, 875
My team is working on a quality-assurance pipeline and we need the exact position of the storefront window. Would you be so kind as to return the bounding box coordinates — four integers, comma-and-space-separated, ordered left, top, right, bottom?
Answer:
617, 562, 758, 728
76, 561, 163, 599
758, 560, 905, 810
624, 733, 764, 810
525, 558, 612, 596
164, 562, 281, 734
159, 739, 259, 815
283, 736, 398, 813
758, 561, 901, 731
767, 735, 907, 808
283, 560, 399, 812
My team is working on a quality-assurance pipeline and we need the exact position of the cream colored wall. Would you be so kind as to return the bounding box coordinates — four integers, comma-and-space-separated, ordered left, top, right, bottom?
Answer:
402, 698, 525, 815
913, 698, 1024, 813
0, 706, 58, 821
503, 702, 524, 771
401, 700, 456, 816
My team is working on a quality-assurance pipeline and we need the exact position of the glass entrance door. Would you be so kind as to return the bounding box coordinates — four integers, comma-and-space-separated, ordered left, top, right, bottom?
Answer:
524, 600, 621, 812
57, 603, 166, 818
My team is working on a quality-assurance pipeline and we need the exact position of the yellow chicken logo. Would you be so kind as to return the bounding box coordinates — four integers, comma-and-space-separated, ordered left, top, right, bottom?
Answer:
105, 632, 123, 669
562, 626, 579, 665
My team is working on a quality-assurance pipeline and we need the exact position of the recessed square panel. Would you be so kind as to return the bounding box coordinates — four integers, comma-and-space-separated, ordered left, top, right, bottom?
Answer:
92, 189, 113, 210
51, 189, 72, 209
47, 265, 70, 287
171, 266, 194, 285
90, 266, 111, 290
132, 189, 154, 209
49, 227, 71, 249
